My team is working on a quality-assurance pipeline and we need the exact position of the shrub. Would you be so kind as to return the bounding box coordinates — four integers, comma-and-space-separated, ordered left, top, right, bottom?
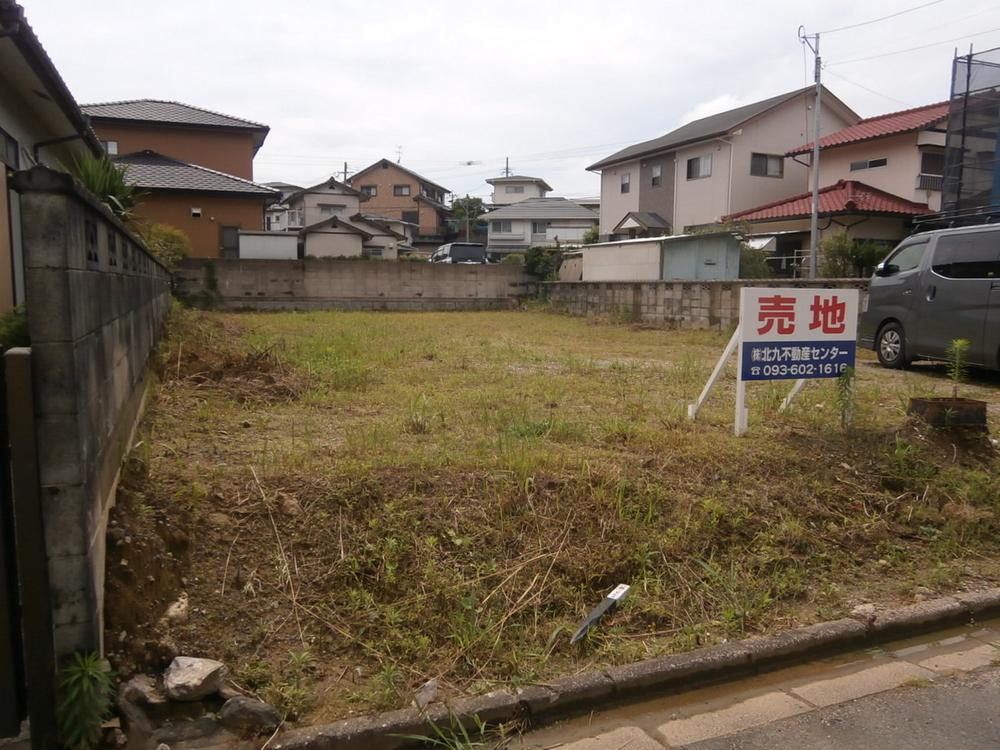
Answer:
71, 152, 144, 223
139, 223, 191, 270
501, 253, 525, 265
0, 306, 29, 349
524, 246, 560, 280
582, 226, 600, 244
739, 242, 773, 278
819, 229, 885, 278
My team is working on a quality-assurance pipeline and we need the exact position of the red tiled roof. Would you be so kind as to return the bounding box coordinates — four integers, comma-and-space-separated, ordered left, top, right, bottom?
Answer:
788, 101, 949, 156
725, 180, 931, 222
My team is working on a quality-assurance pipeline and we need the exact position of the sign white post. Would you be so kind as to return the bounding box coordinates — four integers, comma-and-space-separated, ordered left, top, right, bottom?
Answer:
688, 326, 740, 420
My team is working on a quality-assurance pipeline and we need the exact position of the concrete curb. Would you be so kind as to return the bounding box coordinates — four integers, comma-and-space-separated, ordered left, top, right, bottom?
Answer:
271, 588, 1000, 750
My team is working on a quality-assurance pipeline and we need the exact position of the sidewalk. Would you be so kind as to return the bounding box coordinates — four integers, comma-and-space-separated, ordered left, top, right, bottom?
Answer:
516, 617, 1000, 749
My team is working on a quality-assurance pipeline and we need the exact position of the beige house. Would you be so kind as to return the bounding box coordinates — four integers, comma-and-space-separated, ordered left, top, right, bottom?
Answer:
588, 86, 859, 237
301, 213, 409, 260
486, 174, 552, 205
727, 101, 950, 274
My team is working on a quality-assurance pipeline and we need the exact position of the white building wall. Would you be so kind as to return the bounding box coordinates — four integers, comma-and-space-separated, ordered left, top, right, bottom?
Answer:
673, 141, 733, 231
304, 231, 364, 258
583, 240, 662, 281
492, 181, 548, 205
238, 231, 298, 259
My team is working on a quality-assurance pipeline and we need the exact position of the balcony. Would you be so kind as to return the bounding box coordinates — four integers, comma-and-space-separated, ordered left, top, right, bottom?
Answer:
917, 173, 943, 191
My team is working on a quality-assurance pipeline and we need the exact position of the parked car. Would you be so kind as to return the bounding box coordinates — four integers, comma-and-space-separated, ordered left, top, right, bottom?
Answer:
430, 243, 488, 264
859, 224, 1000, 371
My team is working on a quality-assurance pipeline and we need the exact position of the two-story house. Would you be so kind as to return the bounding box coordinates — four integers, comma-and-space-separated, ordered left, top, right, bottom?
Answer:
726, 101, 949, 270
263, 181, 303, 231
588, 86, 859, 238
486, 175, 552, 205
82, 99, 278, 257
479, 197, 598, 257
346, 159, 452, 249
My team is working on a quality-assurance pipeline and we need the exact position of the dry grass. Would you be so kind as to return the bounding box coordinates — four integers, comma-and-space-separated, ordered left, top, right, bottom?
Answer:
104, 304, 1000, 724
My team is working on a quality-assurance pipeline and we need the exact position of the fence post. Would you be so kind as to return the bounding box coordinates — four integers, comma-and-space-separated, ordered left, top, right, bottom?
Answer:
5, 348, 57, 750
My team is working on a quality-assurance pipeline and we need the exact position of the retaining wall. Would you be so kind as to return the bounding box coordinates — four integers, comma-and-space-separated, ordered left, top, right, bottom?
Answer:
174, 259, 534, 310
542, 279, 869, 330
12, 166, 172, 656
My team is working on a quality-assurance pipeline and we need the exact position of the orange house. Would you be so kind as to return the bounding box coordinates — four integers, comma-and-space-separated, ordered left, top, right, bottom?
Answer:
347, 159, 453, 248
82, 100, 276, 256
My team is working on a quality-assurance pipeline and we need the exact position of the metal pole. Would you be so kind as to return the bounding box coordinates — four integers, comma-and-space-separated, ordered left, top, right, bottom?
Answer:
808, 33, 822, 279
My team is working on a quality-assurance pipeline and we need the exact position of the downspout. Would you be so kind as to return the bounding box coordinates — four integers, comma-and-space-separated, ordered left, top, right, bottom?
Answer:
715, 135, 737, 219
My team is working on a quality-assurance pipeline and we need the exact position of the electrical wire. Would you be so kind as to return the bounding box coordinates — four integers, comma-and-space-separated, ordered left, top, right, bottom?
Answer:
821, 68, 913, 106
817, 0, 945, 34
827, 25, 1000, 65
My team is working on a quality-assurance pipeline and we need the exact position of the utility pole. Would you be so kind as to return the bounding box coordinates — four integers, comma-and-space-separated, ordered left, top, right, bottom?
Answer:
504, 157, 511, 177
799, 26, 822, 279
464, 194, 471, 241
342, 161, 348, 183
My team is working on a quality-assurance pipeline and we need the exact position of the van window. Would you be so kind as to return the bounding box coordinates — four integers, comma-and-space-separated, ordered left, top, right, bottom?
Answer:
932, 232, 1000, 279
883, 239, 928, 274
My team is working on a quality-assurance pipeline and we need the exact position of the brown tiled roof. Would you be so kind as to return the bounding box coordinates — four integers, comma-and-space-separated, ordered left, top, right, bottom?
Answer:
349, 158, 452, 195
788, 101, 949, 156
115, 150, 278, 197
725, 180, 931, 222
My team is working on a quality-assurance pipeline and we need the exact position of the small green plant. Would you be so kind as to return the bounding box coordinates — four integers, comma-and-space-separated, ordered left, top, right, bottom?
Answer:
71, 152, 145, 222
395, 712, 506, 749
0, 306, 29, 349
56, 652, 113, 750
582, 226, 600, 245
945, 338, 970, 399
139, 223, 191, 270
835, 366, 856, 429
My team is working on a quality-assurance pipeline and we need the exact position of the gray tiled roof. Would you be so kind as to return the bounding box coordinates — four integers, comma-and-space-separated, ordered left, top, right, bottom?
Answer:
615, 211, 670, 230
588, 86, 850, 170
115, 151, 278, 196
81, 99, 268, 130
486, 175, 554, 191
478, 197, 598, 221
349, 158, 452, 195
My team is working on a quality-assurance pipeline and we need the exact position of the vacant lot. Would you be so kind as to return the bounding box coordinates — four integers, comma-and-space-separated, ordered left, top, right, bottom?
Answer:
106, 306, 1000, 724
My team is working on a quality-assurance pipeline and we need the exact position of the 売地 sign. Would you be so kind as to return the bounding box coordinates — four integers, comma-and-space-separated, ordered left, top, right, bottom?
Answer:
738, 288, 859, 382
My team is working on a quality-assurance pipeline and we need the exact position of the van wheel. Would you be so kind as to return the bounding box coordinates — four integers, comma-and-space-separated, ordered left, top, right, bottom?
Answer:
876, 322, 908, 368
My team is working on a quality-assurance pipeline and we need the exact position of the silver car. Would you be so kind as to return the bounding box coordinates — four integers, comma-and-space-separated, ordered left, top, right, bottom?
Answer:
859, 224, 1000, 370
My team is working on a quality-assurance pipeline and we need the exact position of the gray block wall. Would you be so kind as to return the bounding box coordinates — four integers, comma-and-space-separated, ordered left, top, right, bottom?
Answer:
174, 259, 534, 310
12, 166, 171, 657
542, 279, 869, 330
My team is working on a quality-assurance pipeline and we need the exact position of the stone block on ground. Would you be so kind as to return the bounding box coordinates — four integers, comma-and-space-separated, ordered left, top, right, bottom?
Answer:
163, 656, 229, 701
218, 696, 282, 734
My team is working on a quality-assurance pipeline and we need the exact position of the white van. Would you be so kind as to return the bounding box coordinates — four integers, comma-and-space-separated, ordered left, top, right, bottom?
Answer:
859, 224, 1000, 370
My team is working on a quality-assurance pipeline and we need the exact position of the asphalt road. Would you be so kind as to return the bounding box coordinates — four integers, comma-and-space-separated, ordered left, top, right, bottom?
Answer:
688, 665, 1000, 750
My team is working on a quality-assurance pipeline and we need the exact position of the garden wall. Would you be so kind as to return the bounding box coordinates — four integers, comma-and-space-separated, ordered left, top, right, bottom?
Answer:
12, 166, 172, 656
542, 279, 869, 330
174, 259, 534, 310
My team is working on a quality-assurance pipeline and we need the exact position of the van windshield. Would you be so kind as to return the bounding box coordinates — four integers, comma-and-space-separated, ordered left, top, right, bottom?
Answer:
450, 244, 486, 261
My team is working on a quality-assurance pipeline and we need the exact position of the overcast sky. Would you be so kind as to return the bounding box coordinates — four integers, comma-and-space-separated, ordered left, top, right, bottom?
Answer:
23, 0, 1000, 200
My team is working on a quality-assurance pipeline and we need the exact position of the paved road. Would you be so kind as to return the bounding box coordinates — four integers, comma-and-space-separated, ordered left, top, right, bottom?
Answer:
689, 665, 1000, 750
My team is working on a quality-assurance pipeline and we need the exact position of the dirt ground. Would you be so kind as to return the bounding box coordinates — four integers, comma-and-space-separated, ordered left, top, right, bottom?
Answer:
103, 306, 1000, 725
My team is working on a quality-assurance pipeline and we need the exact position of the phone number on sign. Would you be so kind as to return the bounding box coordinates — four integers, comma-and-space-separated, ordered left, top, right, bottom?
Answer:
749, 362, 849, 378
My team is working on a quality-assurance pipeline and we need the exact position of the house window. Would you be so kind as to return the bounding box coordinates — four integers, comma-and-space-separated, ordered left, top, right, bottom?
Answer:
402, 210, 419, 224
920, 150, 945, 176
686, 154, 712, 180
101, 140, 119, 156
492, 220, 512, 233
191, 208, 202, 218
287, 209, 303, 226
393, 184, 411, 196
620, 173, 630, 193
750, 153, 784, 178
361, 185, 378, 197
505, 185, 525, 194
1, 127, 18, 168
651, 164, 662, 187
319, 204, 343, 216
850, 157, 888, 171
368, 248, 383, 258
531, 221, 548, 234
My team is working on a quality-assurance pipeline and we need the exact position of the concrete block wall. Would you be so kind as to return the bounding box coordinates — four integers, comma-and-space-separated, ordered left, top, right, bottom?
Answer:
12, 166, 172, 657
174, 259, 534, 311
542, 279, 869, 331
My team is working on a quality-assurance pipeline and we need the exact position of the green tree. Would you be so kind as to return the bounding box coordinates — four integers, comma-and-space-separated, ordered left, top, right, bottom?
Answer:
450, 196, 486, 241
819, 229, 885, 278
139, 223, 191, 270
71, 152, 144, 223
739, 242, 774, 278
582, 226, 600, 244
524, 246, 560, 279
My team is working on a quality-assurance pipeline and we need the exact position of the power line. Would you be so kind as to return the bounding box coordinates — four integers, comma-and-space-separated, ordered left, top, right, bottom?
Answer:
821, 68, 912, 106
828, 25, 1000, 65
818, 0, 944, 34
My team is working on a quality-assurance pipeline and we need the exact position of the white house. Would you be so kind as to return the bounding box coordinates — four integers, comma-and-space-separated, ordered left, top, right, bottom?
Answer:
486, 175, 553, 205
478, 197, 598, 255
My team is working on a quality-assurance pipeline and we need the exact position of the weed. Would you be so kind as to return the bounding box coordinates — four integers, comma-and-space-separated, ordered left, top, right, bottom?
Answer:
56, 652, 113, 750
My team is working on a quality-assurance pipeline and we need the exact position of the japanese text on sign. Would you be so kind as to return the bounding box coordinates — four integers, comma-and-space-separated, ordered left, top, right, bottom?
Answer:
739, 288, 859, 382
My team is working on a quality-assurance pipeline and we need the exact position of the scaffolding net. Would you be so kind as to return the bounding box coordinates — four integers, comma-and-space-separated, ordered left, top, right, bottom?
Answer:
942, 46, 1000, 219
